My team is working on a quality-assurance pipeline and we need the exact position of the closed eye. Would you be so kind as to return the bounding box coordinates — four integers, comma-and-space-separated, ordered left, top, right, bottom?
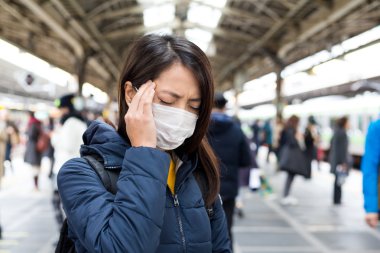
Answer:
158, 98, 173, 105
189, 105, 200, 111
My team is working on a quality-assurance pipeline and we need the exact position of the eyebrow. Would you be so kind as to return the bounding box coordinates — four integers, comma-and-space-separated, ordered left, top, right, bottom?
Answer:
160, 90, 201, 102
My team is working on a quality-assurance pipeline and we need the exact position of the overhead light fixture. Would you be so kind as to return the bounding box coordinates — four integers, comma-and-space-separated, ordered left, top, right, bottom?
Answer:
187, 2, 222, 28
185, 28, 213, 52
141, 2, 175, 27
204, 0, 227, 8
146, 27, 173, 36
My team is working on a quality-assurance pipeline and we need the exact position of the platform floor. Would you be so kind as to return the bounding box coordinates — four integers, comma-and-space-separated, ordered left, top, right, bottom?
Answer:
233, 149, 380, 253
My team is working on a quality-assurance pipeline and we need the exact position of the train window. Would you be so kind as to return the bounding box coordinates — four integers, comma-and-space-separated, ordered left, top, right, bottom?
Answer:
358, 116, 363, 132
329, 118, 337, 128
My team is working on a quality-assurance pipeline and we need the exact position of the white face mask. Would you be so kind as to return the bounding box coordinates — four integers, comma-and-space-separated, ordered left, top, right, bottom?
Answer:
152, 103, 198, 150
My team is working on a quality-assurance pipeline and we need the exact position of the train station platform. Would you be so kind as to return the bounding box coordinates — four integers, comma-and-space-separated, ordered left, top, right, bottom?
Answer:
233, 148, 380, 253
0, 149, 380, 253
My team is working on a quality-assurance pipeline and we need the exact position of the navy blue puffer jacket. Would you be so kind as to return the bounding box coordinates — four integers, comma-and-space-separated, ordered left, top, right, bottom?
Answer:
208, 113, 252, 200
58, 121, 231, 253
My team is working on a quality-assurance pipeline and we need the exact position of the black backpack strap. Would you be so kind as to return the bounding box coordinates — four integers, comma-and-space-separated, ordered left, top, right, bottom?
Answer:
82, 155, 120, 195
55, 219, 76, 253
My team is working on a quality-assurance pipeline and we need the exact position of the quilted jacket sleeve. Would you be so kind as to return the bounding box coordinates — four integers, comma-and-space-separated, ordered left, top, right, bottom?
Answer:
58, 147, 170, 253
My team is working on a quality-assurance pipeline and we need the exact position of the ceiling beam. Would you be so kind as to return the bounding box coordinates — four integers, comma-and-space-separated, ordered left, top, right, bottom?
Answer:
280, 0, 297, 10
16, 0, 111, 81
90, 5, 143, 22
105, 19, 181, 40
0, 1, 42, 35
87, 0, 123, 18
217, 0, 311, 83
18, 0, 83, 57
52, 0, 120, 80
105, 19, 254, 43
90, 0, 273, 28
278, 0, 367, 59
252, 0, 281, 22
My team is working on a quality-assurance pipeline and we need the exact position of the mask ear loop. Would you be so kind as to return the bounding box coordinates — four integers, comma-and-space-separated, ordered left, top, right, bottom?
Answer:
127, 84, 139, 106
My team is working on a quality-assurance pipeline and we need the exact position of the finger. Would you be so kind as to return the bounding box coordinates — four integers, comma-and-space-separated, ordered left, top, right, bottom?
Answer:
142, 82, 156, 115
136, 81, 154, 114
128, 81, 152, 113
135, 80, 154, 113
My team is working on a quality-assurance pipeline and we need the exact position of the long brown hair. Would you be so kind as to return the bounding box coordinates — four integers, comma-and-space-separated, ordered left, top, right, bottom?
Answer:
117, 34, 219, 206
286, 115, 300, 130
336, 116, 348, 129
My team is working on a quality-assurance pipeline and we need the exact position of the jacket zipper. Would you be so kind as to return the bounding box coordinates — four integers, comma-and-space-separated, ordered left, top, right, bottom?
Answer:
173, 194, 186, 252
104, 166, 120, 169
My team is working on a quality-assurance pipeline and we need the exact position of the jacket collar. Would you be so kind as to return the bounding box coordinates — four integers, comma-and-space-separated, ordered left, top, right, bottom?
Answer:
174, 152, 199, 191
80, 120, 200, 180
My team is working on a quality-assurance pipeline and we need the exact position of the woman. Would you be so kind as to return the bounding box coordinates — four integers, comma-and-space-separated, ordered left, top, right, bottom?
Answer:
4, 120, 20, 173
58, 34, 231, 253
278, 115, 307, 205
329, 116, 350, 205
304, 116, 319, 175
24, 111, 43, 190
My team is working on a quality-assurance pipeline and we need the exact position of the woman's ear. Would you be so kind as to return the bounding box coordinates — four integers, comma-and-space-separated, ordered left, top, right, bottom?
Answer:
124, 81, 136, 104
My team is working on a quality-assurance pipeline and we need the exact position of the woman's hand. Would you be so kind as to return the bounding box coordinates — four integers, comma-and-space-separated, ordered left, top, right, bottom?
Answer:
125, 81, 157, 148
365, 213, 379, 228
338, 163, 348, 172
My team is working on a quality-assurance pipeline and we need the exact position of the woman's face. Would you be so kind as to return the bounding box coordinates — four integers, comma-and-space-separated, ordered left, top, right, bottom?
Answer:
124, 63, 201, 115
152, 63, 201, 115
345, 121, 350, 130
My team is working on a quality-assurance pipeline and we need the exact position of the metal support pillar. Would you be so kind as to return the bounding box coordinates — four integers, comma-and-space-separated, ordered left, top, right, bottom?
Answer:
275, 69, 284, 120
232, 71, 247, 117
76, 49, 93, 96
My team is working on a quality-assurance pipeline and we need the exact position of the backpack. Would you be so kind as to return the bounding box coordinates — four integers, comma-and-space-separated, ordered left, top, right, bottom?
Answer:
55, 155, 213, 253
36, 130, 50, 153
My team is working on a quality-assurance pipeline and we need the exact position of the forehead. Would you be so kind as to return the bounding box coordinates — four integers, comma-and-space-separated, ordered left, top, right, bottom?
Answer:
154, 63, 200, 97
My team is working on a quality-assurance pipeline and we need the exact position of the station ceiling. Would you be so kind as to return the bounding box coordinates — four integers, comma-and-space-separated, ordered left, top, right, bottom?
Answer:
1, 0, 379, 97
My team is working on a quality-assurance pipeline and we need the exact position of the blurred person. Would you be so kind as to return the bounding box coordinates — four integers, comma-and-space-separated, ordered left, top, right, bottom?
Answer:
304, 116, 319, 177
44, 117, 55, 178
24, 111, 43, 190
262, 119, 273, 162
250, 119, 262, 152
329, 116, 351, 205
279, 115, 308, 205
4, 120, 20, 173
236, 142, 260, 218
0, 111, 7, 179
51, 94, 87, 225
272, 115, 284, 161
0, 109, 7, 239
208, 92, 252, 247
361, 119, 380, 228
57, 34, 231, 252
